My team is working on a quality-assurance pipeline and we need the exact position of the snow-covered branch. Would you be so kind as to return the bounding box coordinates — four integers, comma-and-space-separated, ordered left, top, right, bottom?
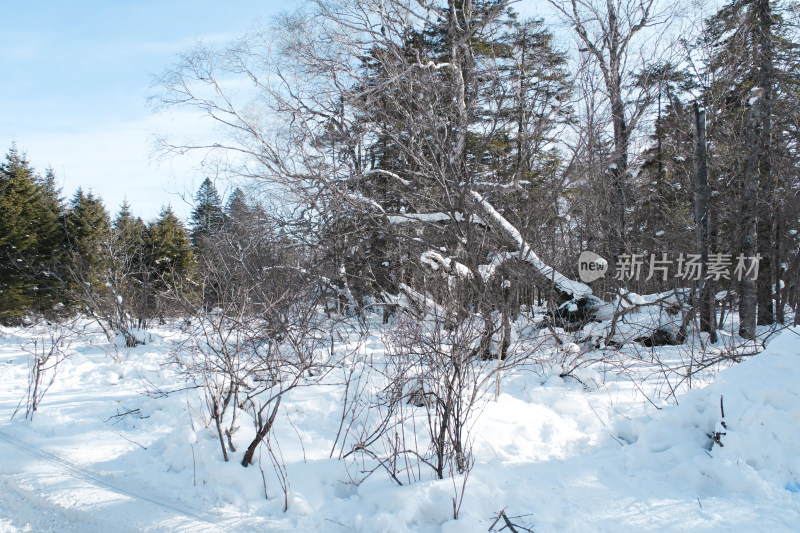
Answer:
360, 169, 412, 187
420, 251, 473, 280
469, 190, 593, 299
386, 212, 484, 225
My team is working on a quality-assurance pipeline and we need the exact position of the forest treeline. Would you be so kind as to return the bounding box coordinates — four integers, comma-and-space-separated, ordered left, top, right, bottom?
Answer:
0, 148, 263, 338
3, 0, 800, 344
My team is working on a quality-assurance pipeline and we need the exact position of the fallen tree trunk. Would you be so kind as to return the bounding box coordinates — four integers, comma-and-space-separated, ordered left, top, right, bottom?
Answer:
467, 190, 593, 301
379, 188, 692, 346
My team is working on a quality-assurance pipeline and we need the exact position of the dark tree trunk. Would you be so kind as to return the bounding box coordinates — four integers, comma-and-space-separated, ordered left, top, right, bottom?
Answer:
794, 283, 800, 327
756, 0, 775, 326
693, 104, 717, 342
774, 208, 784, 323
739, 91, 765, 339
609, 80, 628, 261
606, 5, 628, 261
515, 26, 528, 187
241, 397, 282, 467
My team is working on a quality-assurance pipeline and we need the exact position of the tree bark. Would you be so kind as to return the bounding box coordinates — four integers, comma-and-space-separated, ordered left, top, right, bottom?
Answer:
755, 0, 774, 326
241, 396, 282, 467
608, 74, 629, 260
739, 90, 764, 339
774, 207, 784, 323
693, 104, 717, 342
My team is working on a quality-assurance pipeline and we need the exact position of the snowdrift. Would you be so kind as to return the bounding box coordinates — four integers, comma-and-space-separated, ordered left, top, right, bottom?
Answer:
614, 327, 800, 498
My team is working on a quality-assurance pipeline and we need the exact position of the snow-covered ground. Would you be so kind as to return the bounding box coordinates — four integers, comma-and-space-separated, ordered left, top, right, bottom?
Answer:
1, 317, 798, 532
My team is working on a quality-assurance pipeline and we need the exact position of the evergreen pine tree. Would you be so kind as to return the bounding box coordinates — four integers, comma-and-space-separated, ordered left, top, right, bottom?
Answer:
0, 145, 64, 322
225, 187, 250, 221
35, 167, 67, 308
190, 178, 225, 248
630, 66, 696, 267
62, 188, 112, 310
698, 0, 800, 333
341, 7, 573, 301
146, 205, 194, 294
64, 189, 111, 271
113, 200, 147, 263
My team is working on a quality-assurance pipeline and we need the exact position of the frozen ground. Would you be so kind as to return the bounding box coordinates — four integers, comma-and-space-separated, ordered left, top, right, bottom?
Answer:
0, 318, 798, 532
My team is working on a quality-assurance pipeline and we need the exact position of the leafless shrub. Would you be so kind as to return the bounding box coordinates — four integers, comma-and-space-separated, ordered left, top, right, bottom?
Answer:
14, 320, 75, 420
167, 202, 337, 517
334, 269, 540, 518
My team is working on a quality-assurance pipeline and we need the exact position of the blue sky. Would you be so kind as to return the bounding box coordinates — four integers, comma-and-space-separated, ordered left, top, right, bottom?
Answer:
1, 0, 295, 220
1, 0, 549, 222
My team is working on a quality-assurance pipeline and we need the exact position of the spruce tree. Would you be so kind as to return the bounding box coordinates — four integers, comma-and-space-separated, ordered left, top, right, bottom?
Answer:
114, 201, 146, 243
113, 200, 147, 268
190, 178, 225, 248
145, 206, 194, 300
62, 189, 112, 312
0, 146, 64, 322
225, 187, 250, 221
64, 189, 111, 273
341, 8, 573, 301
630, 66, 696, 269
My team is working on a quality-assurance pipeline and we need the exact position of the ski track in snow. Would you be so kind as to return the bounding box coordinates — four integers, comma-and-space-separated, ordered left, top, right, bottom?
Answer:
0, 428, 226, 532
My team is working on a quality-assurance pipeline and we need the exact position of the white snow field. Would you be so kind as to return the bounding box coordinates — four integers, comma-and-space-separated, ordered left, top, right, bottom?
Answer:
0, 318, 799, 532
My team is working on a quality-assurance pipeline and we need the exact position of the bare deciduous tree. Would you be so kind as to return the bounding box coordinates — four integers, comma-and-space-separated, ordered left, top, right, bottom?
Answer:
547, 0, 678, 259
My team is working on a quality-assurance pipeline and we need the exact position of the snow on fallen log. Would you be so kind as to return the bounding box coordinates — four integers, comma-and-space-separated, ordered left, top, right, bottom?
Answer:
420, 250, 473, 280
360, 169, 412, 186
468, 190, 592, 300
574, 288, 692, 346
394, 283, 447, 318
